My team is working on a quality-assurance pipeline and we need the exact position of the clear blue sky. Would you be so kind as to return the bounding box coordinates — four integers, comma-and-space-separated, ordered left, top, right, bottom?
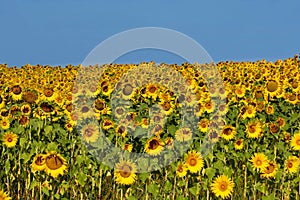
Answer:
0, 0, 299, 66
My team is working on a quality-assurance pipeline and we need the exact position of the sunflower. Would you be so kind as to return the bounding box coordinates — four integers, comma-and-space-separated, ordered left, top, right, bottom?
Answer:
265, 104, 274, 115
235, 85, 246, 98
44, 152, 68, 178
18, 115, 30, 127
246, 121, 262, 138
102, 118, 114, 130
10, 85, 23, 101
185, 151, 204, 173
114, 160, 137, 185
234, 139, 244, 150
204, 100, 214, 113
265, 78, 282, 99
250, 153, 269, 172
261, 161, 278, 179
21, 104, 32, 115
2, 132, 18, 148
277, 117, 285, 128
159, 101, 174, 116
221, 125, 236, 141
269, 123, 279, 134
175, 127, 193, 142
116, 124, 127, 138
31, 154, 46, 171
290, 132, 300, 151
198, 118, 210, 133
121, 84, 134, 100
123, 144, 133, 152
210, 175, 234, 199
0, 189, 11, 200
144, 137, 164, 156
176, 162, 188, 177
164, 137, 174, 149
285, 156, 300, 174
80, 122, 100, 143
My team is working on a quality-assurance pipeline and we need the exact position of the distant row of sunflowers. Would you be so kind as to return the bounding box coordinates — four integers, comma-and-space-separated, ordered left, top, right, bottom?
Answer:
0, 55, 300, 199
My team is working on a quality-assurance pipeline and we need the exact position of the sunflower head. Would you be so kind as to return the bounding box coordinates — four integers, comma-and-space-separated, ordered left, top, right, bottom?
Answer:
145, 137, 164, 156
44, 152, 68, 178
114, 160, 137, 185
31, 154, 46, 171
185, 151, 204, 173
210, 174, 235, 199
2, 132, 18, 148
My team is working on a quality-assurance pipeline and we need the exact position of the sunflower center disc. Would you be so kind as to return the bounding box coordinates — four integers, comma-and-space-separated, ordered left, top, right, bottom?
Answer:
267, 81, 278, 92
296, 140, 300, 146
46, 156, 63, 170
189, 158, 197, 166
123, 85, 133, 96
120, 166, 132, 178
288, 162, 293, 168
35, 156, 45, 166
220, 183, 227, 191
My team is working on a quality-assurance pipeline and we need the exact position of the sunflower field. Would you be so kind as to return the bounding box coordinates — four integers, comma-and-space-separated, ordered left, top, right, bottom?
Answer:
0, 55, 300, 200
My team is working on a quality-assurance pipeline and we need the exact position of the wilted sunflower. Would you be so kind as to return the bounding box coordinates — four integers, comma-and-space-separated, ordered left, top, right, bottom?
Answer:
31, 154, 46, 172
175, 127, 193, 142
210, 175, 234, 199
44, 152, 68, 178
261, 161, 278, 179
185, 151, 204, 173
176, 162, 188, 177
145, 137, 164, 156
2, 132, 18, 148
250, 153, 269, 172
221, 125, 236, 141
290, 132, 300, 150
0, 189, 11, 200
285, 156, 300, 174
114, 160, 137, 185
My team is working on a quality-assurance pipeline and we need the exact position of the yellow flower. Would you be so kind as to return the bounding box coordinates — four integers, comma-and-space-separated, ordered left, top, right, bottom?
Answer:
210, 175, 234, 199
175, 127, 193, 142
176, 162, 188, 177
290, 132, 300, 150
2, 132, 18, 148
250, 153, 269, 172
185, 151, 204, 173
144, 137, 164, 156
0, 118, 10, 130
198, 118, 210, 133
261, 161, 278, 179
246, 121, 262, 138
123, 144, 133, 152
221, 125, 236, 141
31, 154, 46, 171
114, 160, 137, 185
285, 156, 300, 174
0, 189, 11, 200
44, 152, 68, 178
80, 122, 100, 143
234, 139, 244, 150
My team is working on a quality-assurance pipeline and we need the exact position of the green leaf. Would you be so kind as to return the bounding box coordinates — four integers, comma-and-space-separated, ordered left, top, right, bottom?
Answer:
77, 172, 87, 186
44, 125, 53, 135
205, 167, 216, 180
164, 180, 172, 192
47, 142, 58, 151
177, 195, 188, 200
139, 173, 150, 182
147, 183, 159, 195
42, 187, 50, 196
189, 185, 198, 196
127, 196, 138, 200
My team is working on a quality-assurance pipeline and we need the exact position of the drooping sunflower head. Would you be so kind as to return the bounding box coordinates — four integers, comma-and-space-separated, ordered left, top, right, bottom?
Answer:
31, 154, 46, 172
261, 161, 278, 179
234, 139, 244, 150
145, 137, 164, 156
210, 174, 235, 199
44, 152, 68, 178
221, 125, 236, 141
114, 160, 137, 185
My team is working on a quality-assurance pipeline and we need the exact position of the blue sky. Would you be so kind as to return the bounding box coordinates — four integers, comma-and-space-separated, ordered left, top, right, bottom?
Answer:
0, 0, 299, 66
